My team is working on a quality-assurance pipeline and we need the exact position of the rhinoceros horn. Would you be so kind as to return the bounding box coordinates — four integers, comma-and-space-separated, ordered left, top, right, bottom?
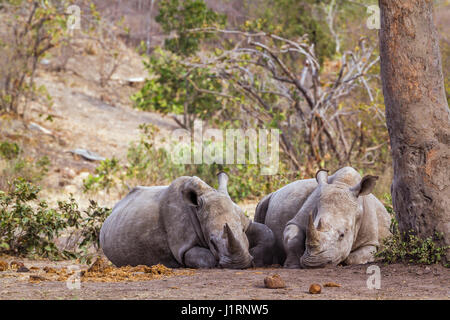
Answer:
306, 213, 320, 247
217, 171, 230, 197
223, 223, 242, 254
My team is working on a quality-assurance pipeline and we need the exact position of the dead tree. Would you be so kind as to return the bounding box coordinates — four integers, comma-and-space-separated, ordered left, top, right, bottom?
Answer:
182, 28, 380, 169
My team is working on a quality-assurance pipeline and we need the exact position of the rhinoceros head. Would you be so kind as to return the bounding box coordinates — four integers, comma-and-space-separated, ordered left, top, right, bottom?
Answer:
181, 172, 253, 269
298, 169, 378, 268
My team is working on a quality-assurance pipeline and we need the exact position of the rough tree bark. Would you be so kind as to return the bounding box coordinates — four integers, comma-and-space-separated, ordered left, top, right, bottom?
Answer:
379, 0, 450, 258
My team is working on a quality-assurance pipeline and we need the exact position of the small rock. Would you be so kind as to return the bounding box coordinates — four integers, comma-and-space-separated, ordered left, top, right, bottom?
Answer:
29, 122, 53, 135
17, 266, 30, 273
68, 149, 105, 161
416, 270, 423, 276
0, 260, 8, 271
264, 274, 286, 289
309, 284, 322, 294
423, 266, 432, 274
62, 167, 76, 179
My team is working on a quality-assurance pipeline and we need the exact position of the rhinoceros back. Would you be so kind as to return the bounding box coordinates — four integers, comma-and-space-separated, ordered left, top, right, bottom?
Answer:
100, 186, 180, 267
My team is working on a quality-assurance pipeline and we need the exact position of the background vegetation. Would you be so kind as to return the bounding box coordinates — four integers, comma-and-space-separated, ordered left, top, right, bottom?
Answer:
0, 0, 448, 264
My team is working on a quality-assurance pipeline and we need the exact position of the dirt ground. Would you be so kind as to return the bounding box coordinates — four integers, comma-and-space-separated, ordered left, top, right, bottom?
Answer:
0, 255, 448, 300
0, 14, 449, 302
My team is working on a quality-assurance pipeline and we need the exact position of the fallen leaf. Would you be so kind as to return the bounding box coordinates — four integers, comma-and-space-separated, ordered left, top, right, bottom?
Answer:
0, 260, 8, 271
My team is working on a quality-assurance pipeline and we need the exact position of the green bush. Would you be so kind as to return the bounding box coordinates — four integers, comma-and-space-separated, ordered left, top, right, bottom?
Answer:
57, 197, 112, 264
156, 0, 226, 56
0, 141, 20, 160
376, 219, 449, 265
84, 124, 293, 202
0, 179, 111, 261
132, 48, 228, 129
83, 157, 122, 194
0, 140, 50, 191
0, 179, 71, 258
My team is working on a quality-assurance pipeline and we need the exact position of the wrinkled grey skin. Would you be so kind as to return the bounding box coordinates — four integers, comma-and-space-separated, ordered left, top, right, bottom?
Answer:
246, 222, 276, 266
216, 173, 275, 267
255, 167, 391, 268
100, 173, 274, 269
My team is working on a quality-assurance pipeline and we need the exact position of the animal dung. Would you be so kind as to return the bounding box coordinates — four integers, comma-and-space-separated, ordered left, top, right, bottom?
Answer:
0, 260, 8, 271
87, 256, 110, 273
1, 257, 194, 284
43, 266, 57, 274
29, 275, 48, 284
309, 283, 322, 294
53, 263, 191, 283
10, 261, 25, 270
264, 274, 286, 289
324, 282, 341, 288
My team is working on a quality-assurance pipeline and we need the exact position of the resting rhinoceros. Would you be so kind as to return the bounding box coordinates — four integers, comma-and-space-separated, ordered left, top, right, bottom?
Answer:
100, 172, 274, 269
255, 167, 391, 268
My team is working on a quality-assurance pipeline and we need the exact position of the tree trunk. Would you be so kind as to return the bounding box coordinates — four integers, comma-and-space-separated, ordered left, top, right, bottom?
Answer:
379, 0, 450, 259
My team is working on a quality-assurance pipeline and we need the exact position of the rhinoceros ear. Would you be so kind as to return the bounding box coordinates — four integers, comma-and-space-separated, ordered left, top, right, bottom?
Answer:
350, 175, 378, 197
217, 171, 230, 197
315, 169, 329, 185
182, 188, 200, 207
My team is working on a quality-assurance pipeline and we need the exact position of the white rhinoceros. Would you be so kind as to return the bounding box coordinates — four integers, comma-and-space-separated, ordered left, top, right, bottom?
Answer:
255, 167, 391, 268
100, 172, 274, 269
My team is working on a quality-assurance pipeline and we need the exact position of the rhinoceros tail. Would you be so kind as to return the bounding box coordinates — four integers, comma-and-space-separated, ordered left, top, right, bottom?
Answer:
254, 193, 272, 224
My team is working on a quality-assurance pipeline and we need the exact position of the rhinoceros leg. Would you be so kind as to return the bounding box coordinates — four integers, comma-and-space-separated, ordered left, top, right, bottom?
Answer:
184, 246, 217, 268
245, 221, 275, 267
343, 245, 377, 265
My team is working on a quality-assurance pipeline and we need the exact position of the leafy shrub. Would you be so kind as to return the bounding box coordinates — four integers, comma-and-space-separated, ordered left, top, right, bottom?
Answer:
0, 179, 111, 261
156, 0, 226, 56
83, 157, 122, 194
135, 0, 228, 129
57, 197, 112, 263
84, 124, 293, 202
0, 179, 71, 258
0, 141, 20, 160
382, 193, 394, 215
0, 140, 50, 191
132, 48, 229, 129
255, 0, 336, 65
376, 219, 449, 265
